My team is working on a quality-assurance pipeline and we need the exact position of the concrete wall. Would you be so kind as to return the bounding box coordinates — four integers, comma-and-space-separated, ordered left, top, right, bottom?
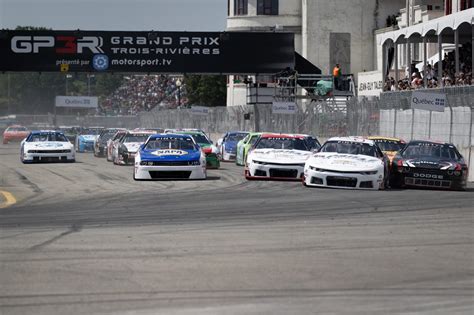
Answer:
303, 0, 404, 75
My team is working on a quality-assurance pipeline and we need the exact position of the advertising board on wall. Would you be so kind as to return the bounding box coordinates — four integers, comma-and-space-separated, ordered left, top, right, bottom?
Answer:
55, 96, 98, 109
411, 91, 446, 112
272, 102, 297, 115
190, 106, 210, 116
357, 71, 383, 97
0, 30, 294, 74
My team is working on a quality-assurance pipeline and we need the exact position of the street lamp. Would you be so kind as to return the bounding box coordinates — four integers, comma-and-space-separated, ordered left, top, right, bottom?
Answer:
176, 79, 182, 107
65, 74, 73, 95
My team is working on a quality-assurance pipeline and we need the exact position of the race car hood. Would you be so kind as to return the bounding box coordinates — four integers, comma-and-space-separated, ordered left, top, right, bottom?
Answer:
24, 141, 73, 150
78, 135, 97, 142
401, 157, 459, 170
123, 142, 143, 153
250, 149, 312, 164
140, 149, 201, 161
307, 152, 383, 172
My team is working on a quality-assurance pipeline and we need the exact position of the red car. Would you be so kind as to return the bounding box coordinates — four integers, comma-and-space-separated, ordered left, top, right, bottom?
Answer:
3, 125, 30, 144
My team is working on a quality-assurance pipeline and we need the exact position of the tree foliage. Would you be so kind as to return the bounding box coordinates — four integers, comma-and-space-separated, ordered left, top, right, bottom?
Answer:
184, 75, 227, 107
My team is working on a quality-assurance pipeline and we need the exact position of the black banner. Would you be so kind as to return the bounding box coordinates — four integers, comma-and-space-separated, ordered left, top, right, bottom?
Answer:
0, 30, 294, 74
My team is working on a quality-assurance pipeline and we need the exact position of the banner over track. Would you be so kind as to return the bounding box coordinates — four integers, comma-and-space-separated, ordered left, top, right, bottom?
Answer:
0, 30, 294, 74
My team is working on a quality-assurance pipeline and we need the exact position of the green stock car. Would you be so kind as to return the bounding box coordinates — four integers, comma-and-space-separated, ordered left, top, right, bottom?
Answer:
235, 132, 263, 166
167, 130, 220, 169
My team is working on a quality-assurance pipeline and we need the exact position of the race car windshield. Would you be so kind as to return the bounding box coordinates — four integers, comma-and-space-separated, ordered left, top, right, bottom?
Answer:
123, 135, 150, 143
28, 133, 69, 142
190, 134, 211, 144
145, 138, 196, 150
255, 138, 309, 151
375, 140, 405, 152
99, 132, 117, 141
305, 138, 321, 150
402, 143, 461, 160
249, 135, 259, 145
227, 133, 247, 142
320, 141, 378, 157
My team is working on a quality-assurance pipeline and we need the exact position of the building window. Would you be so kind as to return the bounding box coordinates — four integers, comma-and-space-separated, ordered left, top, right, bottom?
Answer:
445, 0, 452, 15
257, 0, 278, 15
234, 0, 248, 16
461, 0, 472, 10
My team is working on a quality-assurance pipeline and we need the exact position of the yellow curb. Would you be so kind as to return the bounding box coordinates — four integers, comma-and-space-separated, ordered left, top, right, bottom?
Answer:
0, 190, 17, 209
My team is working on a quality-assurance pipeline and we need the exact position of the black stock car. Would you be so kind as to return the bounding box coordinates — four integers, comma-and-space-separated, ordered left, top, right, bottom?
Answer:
390, 140, 468, 190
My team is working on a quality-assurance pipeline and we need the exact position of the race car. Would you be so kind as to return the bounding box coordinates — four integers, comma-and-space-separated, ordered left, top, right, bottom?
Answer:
76, 127, 103, 152
94, 128, 125, 157
368, 136, 406, 165
236, 132, 263, 166
107, 129, 128, 162
134, 133, 207, 180
3, 125, 29, 144
217, 131, 249, 161
113, 131, 156, 165
166, 129, 220, 169
390, 140, 468, 190
245, 133, 314, 180
303, 137, 389, 190
59, 126, 82, 144
20, 130, 75, 163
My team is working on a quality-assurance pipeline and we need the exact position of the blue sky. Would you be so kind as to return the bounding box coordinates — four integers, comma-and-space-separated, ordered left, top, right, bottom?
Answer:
0, 0, 227, 31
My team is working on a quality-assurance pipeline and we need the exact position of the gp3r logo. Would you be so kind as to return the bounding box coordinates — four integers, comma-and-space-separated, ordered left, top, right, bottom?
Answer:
413, 173, 444, 179
11, 36, 104, 54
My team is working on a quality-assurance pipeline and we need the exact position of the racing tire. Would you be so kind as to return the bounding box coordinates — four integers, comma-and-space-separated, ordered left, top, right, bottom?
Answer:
3, 140, 7, 145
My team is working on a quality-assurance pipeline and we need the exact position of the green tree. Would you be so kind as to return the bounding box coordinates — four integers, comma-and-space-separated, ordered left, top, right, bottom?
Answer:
184, 75, 226, 107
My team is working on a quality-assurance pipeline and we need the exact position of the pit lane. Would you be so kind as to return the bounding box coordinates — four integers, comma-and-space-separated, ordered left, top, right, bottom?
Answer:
0, 142, 473, 314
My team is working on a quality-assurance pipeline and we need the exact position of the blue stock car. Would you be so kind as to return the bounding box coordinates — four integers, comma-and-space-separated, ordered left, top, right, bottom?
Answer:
75, 127, 103, 152
217, 131, 249, 162
134, 133, 207, 180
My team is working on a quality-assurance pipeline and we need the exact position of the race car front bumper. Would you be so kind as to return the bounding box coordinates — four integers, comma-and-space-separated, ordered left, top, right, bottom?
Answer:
246, 162, 305, 180
22, 151, 75, 163
134, 164, 206, 180
222, 151, 237, 162
391, 169, 467, 190
303, 167, 383, 190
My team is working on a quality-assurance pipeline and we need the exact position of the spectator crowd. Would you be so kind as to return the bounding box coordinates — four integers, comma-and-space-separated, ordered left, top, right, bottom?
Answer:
384, 43, 472, 91
98, 75, 188, 115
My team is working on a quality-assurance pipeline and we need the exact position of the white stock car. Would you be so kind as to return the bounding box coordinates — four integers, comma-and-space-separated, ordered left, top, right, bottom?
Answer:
303, 137, 389, 190
245, 134, 314, 180
113, 131, 156, 165
20, 130, 75, 163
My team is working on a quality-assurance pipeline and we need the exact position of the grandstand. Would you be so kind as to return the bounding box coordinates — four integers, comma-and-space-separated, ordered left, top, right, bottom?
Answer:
98, 75, 187, 115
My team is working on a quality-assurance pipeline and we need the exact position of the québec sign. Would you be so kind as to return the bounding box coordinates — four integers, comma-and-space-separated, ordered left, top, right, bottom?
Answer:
411, 91, 446, 112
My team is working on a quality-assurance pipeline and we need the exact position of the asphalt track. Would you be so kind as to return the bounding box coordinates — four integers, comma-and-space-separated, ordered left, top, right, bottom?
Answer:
0, 142, 473, 314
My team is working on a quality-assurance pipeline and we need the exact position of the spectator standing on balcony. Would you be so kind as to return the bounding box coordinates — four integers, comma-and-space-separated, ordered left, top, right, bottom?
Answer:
333, 63, 341, 90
